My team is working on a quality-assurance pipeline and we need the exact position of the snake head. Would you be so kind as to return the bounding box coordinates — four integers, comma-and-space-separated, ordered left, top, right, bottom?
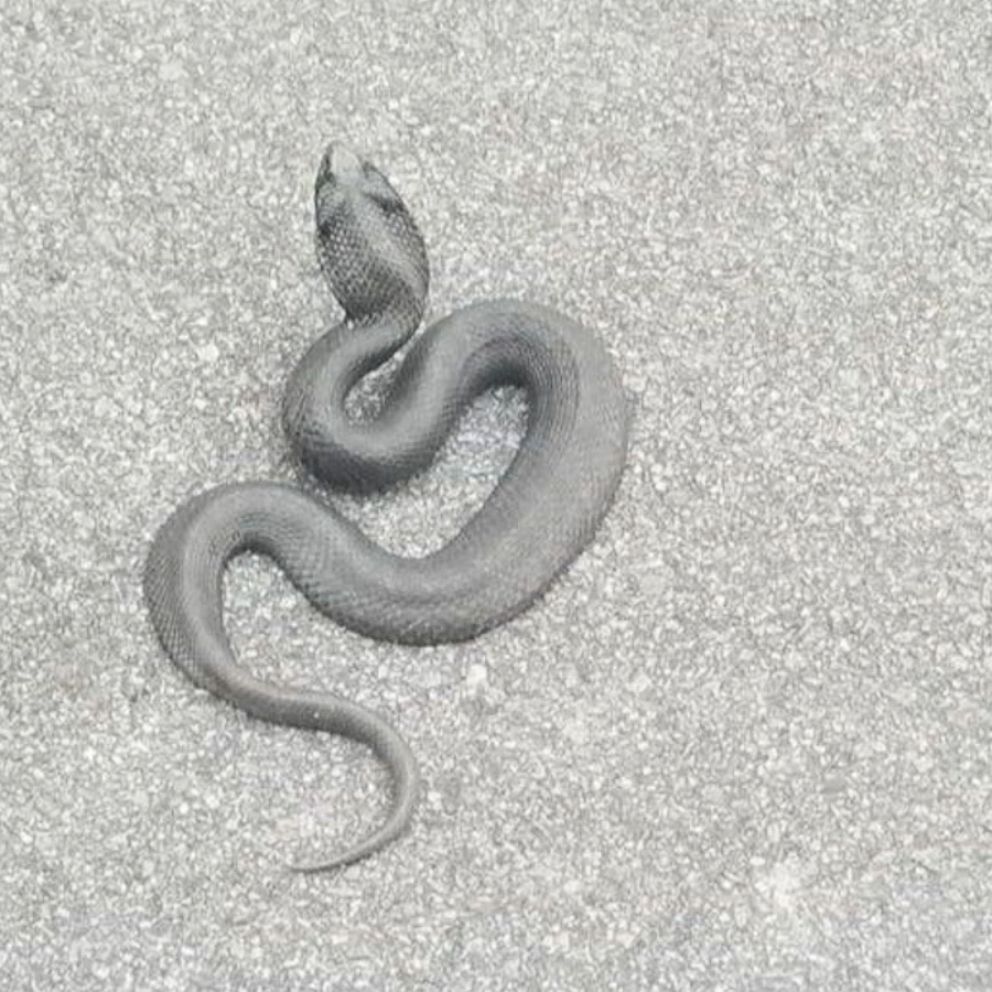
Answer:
314, 144, 429, 322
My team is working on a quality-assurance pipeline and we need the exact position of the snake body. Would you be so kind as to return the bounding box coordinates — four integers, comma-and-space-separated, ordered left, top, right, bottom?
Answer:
144, 144, 629, 871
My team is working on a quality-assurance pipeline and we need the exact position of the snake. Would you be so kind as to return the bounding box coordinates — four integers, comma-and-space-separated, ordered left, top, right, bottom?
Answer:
143, 144, 629, 871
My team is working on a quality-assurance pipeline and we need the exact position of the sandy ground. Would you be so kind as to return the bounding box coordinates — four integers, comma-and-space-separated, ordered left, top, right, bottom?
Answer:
2, 2, 991, 989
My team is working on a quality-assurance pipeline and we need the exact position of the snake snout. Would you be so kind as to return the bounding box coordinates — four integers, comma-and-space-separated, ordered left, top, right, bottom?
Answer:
319, 142, 363, 184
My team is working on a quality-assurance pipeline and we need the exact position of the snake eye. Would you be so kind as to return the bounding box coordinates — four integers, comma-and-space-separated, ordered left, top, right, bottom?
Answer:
363, 190, 407, 216
356, 162, 405, 209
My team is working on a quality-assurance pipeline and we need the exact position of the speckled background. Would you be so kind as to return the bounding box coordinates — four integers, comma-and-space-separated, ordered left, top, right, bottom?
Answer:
2, 1, 991, 989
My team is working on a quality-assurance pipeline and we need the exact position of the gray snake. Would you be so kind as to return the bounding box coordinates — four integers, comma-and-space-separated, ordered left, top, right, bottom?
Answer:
143, 144, 629, 871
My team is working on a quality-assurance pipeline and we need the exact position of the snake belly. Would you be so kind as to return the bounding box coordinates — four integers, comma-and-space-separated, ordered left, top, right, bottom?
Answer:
143, 144, 629, 871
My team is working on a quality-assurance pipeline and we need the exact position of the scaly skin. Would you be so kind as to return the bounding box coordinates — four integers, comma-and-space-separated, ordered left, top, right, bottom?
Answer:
143, 144, 629, 871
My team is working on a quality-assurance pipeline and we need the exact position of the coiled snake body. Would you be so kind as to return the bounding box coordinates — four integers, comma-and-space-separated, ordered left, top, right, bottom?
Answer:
144, 145, 629, 871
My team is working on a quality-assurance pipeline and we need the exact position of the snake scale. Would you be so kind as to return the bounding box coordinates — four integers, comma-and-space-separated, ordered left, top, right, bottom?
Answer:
143, 144, 629, 871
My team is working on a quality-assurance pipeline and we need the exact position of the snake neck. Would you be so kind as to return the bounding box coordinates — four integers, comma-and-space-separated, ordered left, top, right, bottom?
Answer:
281, 299, 423, 489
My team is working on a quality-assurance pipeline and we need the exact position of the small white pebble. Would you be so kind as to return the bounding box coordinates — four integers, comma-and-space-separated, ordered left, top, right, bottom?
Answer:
197, 342, 219, 364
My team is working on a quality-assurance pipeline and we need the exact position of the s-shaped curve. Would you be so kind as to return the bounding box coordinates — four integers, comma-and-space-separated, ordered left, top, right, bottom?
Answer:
144, 143, 629, 871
